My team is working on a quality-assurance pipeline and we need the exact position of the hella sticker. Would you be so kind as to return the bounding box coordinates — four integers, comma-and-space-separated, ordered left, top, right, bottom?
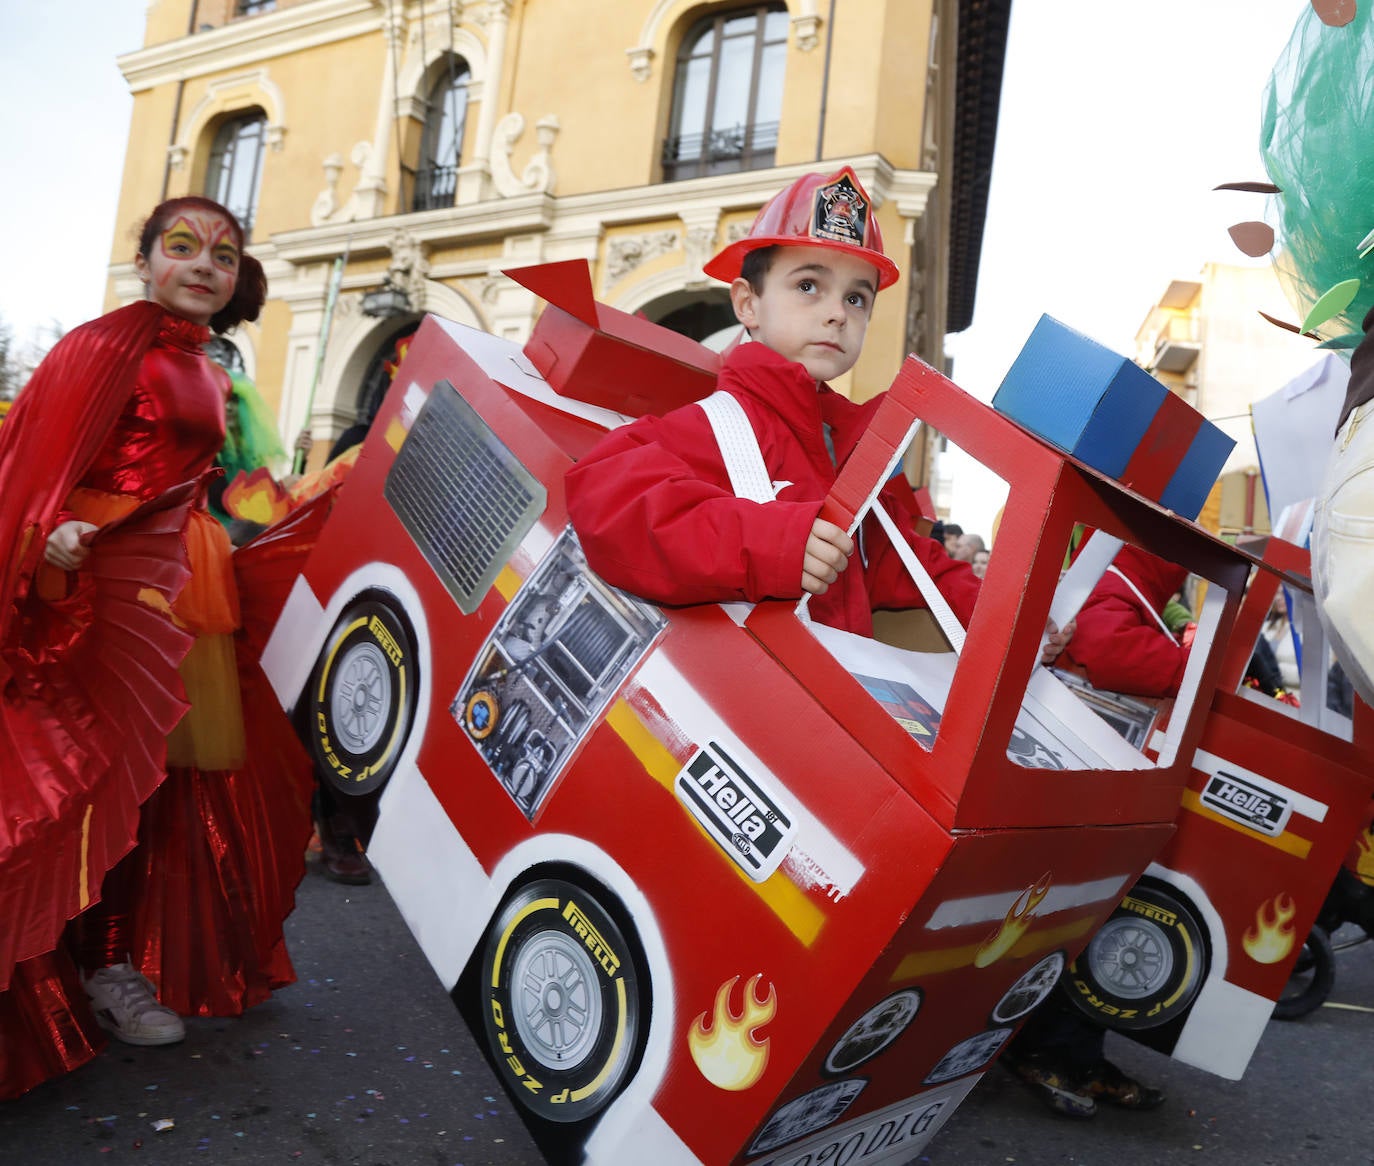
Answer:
1200, 770, 1292, 837
676, 742, 797, 882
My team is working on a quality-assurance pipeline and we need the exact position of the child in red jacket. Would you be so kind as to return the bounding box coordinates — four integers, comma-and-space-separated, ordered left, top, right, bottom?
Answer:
565, 166, 988, 639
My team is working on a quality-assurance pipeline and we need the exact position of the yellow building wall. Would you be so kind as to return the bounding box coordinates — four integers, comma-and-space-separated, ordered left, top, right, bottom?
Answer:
111, 0, 952, 447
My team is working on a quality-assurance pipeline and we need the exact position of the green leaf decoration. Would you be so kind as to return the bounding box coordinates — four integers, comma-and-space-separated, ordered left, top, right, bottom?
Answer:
1300, 279, 1362, 335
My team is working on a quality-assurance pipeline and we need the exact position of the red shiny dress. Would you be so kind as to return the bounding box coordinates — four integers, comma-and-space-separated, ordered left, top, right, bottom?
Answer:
0, 309, 313, 1098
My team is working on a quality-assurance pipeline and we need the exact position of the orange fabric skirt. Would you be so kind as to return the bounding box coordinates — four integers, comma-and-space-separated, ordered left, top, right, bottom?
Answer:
59, 489, 245, 769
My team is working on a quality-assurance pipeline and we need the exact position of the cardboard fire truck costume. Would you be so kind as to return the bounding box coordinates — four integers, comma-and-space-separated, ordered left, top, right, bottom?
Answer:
257, 245, 1352, 1163
992, 320, 1374, 1077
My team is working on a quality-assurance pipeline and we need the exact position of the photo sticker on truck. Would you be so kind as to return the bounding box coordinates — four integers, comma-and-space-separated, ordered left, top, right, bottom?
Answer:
452, 528, 665, 819
1200, 769, 1292, 837
676, 742, 799, 883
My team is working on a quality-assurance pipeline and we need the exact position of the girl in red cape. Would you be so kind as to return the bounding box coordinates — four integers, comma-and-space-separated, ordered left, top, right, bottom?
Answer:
0, 197, 314, 1097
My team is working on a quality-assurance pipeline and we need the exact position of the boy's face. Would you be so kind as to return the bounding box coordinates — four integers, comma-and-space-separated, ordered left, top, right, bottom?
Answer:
729, 245, 878, 382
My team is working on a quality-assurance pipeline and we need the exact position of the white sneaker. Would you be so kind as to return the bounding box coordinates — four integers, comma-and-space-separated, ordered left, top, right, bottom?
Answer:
82, 962, 186, 1046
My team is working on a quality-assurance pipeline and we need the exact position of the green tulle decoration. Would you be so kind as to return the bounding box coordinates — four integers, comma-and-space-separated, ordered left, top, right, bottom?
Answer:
1261, 3, 1374, 354
219, 370, 286, 482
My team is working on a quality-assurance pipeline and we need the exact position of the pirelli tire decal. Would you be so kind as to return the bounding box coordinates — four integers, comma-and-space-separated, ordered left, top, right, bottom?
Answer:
481, 877, 644, 1126
307, 597, 417, 797
1066, 882, 1207, 1031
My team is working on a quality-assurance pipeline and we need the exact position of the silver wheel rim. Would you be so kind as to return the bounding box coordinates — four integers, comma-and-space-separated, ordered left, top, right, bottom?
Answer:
331, 640, 391, 753
1088, 916, 1173, 999
511, 928, 602, 1071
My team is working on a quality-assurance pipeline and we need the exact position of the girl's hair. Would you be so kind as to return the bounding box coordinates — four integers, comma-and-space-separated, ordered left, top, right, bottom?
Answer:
137, 196, 267, 334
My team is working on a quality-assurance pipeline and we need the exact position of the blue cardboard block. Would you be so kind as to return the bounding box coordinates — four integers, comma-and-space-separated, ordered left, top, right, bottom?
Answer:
1161, 422, 1236, 518
993, 315, 1233, 518
993, 316, 1165, 477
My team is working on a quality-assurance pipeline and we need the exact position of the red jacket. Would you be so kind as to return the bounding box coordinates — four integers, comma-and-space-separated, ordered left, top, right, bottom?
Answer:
565, 342, 979, 635
1061, 544, 1188, 697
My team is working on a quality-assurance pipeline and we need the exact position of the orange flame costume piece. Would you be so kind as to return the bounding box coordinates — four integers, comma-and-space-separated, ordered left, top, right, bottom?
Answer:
223, 466, 292, 526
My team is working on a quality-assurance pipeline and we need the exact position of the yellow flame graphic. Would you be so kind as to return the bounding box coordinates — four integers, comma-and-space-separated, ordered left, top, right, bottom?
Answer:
1242, 892, 1297, 964
974, 872, 1052, 969
1354, 829, 1374, 886
687, 974, 777, 1091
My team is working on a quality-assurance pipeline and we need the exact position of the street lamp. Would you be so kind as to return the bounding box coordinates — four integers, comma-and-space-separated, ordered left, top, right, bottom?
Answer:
361, 278, 412, 318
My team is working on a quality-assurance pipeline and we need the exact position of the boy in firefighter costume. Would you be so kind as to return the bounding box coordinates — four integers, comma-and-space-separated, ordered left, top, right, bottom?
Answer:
0, 197, 314, 1098
566, 167, 988, 635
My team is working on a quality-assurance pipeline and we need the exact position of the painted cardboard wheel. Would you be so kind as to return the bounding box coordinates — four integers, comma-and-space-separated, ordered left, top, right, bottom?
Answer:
1066, 881, 1206, 1031
306, 594, 417, 797
1272, 925, 1335, 1020
481, 875, 644, 1125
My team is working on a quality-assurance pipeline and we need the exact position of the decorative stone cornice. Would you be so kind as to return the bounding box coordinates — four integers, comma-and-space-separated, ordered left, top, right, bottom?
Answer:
270, 190, 556, 266
270, 156, 929, 275
118, 0, 381, 92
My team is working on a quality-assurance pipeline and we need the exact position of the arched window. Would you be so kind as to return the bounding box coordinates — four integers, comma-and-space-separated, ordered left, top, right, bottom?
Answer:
663, 4, 788, 182
653, 295, 738, 348
412, 55, 470, 212
205, 110, 267, 239
357, 324, 420, 429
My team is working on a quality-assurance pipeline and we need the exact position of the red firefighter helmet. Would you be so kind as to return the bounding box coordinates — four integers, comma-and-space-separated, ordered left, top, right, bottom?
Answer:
703, 166, 900, 290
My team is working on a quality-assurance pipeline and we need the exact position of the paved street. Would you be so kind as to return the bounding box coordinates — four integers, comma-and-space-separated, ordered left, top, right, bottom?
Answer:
4, 856, 1373, 1166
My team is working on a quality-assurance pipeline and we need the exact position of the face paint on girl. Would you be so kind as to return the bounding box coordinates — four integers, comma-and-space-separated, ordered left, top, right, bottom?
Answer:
135, 210, 240, 326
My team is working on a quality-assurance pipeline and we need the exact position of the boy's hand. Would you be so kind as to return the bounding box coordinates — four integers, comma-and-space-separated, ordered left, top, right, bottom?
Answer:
45, 520, 99, 571
802, 518, 854, 595
1040, 618, 1075, 666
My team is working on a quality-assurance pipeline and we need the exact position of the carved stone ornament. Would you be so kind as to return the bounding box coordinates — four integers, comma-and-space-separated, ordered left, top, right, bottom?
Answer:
626, 45, 654, 82
310, 142, 373, 226
387, 229, 432, 310
685, 224, 718, 275
460, 275, 503, 306
792, 14, 822, 51
473, 0, 513, 28
725, 221, 754, 245
490, 112, 559, 198
607, 230, 680, 284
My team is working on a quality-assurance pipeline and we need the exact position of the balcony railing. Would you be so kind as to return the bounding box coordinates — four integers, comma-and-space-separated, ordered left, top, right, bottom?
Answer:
236, 0, 276, 14
404, 164, 459, 213
662, 121, 779, 182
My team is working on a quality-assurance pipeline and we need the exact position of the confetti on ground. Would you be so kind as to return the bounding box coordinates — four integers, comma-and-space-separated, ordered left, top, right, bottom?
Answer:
152, 1118, 175, 1132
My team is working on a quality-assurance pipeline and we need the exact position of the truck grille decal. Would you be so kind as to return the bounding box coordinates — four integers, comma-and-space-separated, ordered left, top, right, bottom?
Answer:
385, 381, 546, 613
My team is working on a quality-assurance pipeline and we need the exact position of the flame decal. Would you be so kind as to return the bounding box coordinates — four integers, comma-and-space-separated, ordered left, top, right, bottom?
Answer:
687, 974, 777, 1091
1242, 893, 1297, 964
974, 872, 1052, 969
1354, 829, 1374, 885
223, 466, 291, 525
383, 334, 413, 381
